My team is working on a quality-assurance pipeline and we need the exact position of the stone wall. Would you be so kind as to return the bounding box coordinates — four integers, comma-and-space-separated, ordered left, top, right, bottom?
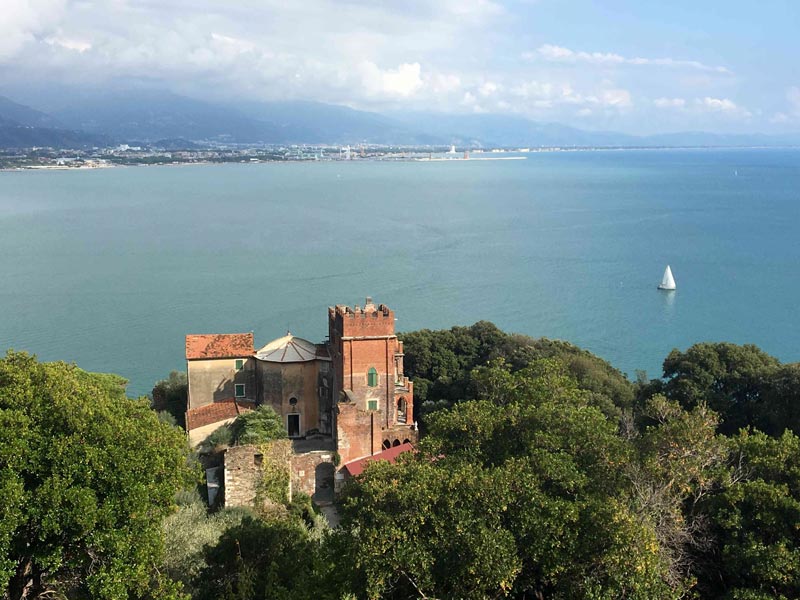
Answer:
290, 451, 336, 502
223, 445, 263, 508
223, 441, 292, 508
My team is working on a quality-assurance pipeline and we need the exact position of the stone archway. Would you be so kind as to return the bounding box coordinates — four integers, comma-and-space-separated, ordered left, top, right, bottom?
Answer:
313, 462, 335, 504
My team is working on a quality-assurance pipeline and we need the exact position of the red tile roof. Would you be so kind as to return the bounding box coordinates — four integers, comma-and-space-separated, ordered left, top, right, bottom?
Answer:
186, 333, 254, 360
185, 398, 255, 430
342, 442, 415, 477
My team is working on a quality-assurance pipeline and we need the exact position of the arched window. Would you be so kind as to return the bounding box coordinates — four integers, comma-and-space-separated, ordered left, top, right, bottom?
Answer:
397, 397, 407, 424
367, 367, 378, 387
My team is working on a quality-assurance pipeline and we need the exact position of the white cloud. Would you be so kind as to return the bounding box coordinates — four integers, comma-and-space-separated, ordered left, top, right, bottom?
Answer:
531, 44, 732, 74
357, 61, 424, 98
654, 97, 686, 108
508, 80, 632, 111
696, 97, 751, 117
0, 0, 67, 59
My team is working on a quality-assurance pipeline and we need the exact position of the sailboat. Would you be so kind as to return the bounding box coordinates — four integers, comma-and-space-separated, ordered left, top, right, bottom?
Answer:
658, 265, 676, 290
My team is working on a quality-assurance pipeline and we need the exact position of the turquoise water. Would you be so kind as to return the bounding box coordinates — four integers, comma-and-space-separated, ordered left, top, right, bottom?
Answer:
1, 149, 798, 396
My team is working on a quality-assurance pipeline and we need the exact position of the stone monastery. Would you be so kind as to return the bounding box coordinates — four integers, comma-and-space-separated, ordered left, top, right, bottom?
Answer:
185, 298, 418, 501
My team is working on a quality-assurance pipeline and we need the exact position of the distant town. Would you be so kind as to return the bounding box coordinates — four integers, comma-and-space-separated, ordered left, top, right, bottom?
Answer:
0, 143, 538, 170
5, 141, 771, 171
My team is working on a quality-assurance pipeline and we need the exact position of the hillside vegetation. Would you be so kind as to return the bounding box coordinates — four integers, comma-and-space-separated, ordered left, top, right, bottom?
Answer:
2, 324, 800, 599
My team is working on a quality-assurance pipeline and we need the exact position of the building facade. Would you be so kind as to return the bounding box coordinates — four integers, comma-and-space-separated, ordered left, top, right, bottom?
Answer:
185, 298, 417, 468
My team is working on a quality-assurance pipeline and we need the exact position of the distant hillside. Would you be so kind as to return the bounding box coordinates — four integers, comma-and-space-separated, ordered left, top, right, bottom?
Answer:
236, 100, 441, 145
0, 126, 109, 149
4, 89, 800, 149
53, 91, 285, 143
0, 96, 64, 129
0, 95, 110, 149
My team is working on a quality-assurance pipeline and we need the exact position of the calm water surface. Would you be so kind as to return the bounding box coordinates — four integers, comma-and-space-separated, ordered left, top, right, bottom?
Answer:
1, 149, 798, 396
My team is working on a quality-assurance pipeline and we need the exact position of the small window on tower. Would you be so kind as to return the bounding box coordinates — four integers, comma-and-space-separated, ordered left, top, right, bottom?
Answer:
235, 384, 245, 398
235, 359, 244, 370
367, 399, 378, 411
367, 367, 378, 387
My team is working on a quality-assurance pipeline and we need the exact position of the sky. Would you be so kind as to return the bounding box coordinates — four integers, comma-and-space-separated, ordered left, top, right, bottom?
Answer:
2, 0, 799, 134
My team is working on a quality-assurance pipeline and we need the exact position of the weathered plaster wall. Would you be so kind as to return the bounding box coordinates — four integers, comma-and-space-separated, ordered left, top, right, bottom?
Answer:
187, 357, 256, 409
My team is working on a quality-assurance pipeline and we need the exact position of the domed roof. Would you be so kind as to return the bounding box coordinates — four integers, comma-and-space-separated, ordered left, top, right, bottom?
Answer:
255, 334, 319, 363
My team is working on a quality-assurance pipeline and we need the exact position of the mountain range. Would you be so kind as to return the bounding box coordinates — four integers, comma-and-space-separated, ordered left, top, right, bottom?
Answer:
1, 90, 799, 150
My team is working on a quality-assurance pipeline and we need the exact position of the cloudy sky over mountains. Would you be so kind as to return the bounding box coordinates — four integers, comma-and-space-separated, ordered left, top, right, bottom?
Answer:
2, 0, 798, 134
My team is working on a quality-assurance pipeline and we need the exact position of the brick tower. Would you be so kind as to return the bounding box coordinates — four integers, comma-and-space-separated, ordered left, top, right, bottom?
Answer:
328, 298, 416, 465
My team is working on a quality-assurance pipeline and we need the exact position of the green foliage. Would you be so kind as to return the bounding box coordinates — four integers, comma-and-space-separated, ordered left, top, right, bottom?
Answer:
700, 430, 800, 599
333, 358, 679, 599
199, 423, 233, 454
152, 370, 189, 428
400, 322, 634, 422
229, 405, 287, 446
662, 342, 781, 435
334, 458, 522, 599
199, 406, 286, 455
196, 516, 324, 600
161, 493, 252, 594
254, 440, 292, 508
0, 351, 193, 600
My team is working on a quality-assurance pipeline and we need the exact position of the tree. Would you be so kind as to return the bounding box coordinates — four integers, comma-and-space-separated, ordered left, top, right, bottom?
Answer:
332, 458, 522, 600
400, 322, 634, 422
662, 343, 779, 435
758, 363, 800, 437
196, 516, 323, 600
0, 351, 193, 599
700, 430, 800, 599
152, 370, 189, 428
332, 358, 680, 599
229, 405, 287, 446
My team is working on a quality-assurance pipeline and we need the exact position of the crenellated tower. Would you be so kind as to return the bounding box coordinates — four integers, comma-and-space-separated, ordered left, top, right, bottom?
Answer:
328, 297, 416, 464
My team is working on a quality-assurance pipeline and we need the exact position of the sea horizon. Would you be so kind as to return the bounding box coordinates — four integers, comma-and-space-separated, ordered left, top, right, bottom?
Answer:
1, 147, 798, 396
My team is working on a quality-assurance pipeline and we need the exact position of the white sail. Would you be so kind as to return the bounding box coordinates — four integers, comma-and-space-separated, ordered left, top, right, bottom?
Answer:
658, 265, 676, 290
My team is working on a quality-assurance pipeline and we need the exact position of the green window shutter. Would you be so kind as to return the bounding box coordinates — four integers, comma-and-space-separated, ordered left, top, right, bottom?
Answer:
235, 359, 244, 370
367, 399, 378, 411
235, 384, 245, 397
367, 367, 378, 387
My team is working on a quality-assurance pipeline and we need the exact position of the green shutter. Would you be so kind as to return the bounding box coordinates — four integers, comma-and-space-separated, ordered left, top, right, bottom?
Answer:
367, 399, 378, 411
235, 384, 245, 397
368, 367, 378, 387
235, 359, 244, 370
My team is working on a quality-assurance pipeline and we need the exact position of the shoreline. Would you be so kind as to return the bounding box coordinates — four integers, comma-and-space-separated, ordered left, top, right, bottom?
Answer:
3, 145, 799, 173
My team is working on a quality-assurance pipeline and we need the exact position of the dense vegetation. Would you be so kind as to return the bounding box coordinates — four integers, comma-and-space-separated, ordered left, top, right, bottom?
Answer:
0, 351, 193, 599
3, 323, 800, 599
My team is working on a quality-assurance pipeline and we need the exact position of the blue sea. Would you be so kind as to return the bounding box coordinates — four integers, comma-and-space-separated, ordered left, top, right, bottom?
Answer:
1, 149, 798, 396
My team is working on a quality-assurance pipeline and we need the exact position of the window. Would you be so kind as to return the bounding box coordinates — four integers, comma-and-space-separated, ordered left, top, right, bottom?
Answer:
367, 367, 378, 387
235, 359, 244, 370
397, 397, 407, 424
367, 399, 378, 411
235, 384, 245, 398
